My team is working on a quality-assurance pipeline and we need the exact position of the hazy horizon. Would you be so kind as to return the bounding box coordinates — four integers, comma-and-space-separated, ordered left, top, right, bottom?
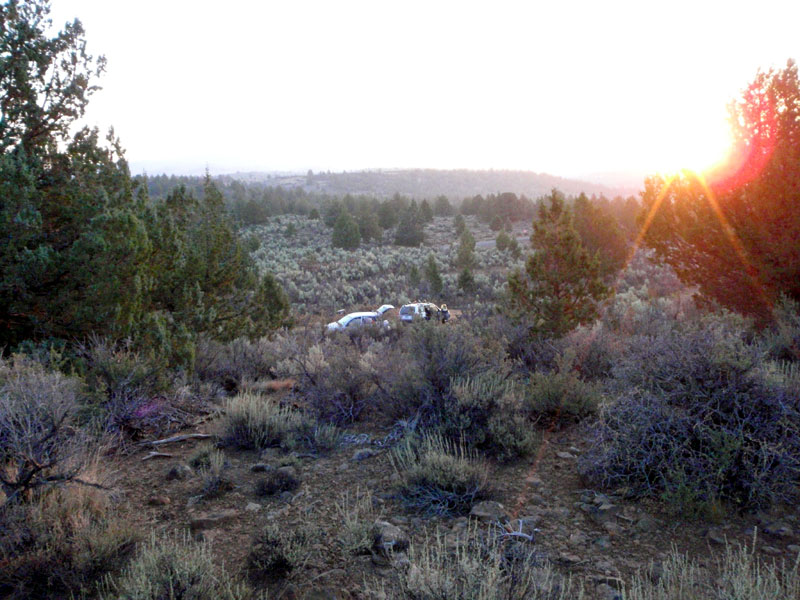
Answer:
51, 1, 799, 181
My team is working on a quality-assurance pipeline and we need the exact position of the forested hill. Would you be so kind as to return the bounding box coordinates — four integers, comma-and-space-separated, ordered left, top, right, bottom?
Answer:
218, 168, 638, 199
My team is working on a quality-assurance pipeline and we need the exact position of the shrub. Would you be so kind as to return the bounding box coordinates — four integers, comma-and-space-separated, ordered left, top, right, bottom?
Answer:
391, 433, 491, 516
246, 524, 311, 584
255, 469, 300, 497
0, 357, 91, 502
194, 335, 281, 395
199, 450, 233, 499
380, 322, 494, 422
580, 378, 800, 515
99, 533, 254, 599
334, 487, 377, 555
368, 524, 583, 599
78, 336, 174, 436
0, 484, 138, 599
442, 373, 539, 461
765, 295, 800, 363
625, 538, 800, 600
221, 393, 313, 451
523, 367, 601, 427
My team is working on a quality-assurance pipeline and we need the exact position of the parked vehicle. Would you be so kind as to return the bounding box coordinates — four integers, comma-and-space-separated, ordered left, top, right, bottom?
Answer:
326, 304, 395, 332
399, 302, 448, 323
326, 311, 381, 332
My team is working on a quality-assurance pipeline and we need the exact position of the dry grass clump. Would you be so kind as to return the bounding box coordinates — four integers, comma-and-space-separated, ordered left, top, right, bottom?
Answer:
99, 532, 255, 600
626, 538, 800, 599
368, 524, 583, 599
199, 448, 233, 499
0, 482, 138, 599
221, 393, 313, 451
391, 433, 490, 516
245, 523, 312, 585
334, 487, 378, 555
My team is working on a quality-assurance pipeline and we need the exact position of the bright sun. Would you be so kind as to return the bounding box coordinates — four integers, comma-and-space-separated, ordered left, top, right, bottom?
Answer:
648, 112, 734, 176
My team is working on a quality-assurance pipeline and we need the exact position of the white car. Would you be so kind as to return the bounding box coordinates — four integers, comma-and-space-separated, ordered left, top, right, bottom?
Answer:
399, 302, 440, 323
326, 305, 394, 332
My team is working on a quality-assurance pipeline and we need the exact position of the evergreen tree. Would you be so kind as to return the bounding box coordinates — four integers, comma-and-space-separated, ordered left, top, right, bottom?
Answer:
572, 193, 628, 280
434, 195, 453, 217
378, 200, 398, 229
394, 206, 425, 247
453, 213, 466, 236
456, 228, 476, 270
356, 210, 381, 243
425, 254, 443, 296
458, 267, 475, 293
641, 61, 800, 322
507, 190, 609, 337
332, 212, 361, 249
495, 229, 511, 252
420, 199, 434, 222
409, 264, 421, 289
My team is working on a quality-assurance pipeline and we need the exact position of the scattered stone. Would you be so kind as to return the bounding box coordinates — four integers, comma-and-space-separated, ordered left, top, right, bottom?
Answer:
706, 528, 726, 545
165, 463, 193, 481
524, 475, 544, 488
278, 491, 294, 504
147, 494, 171, 506
596, 583, 623, 600
556, 451, 576, 459
352, 448, 378, 461
189, 509, 238, 532
569, 532, 588, 546
250, 463, 273, 473
277, 465, 299, 478
186, 495, 204, 507
763, 522, 794, 539
372, 520, 410, 556
568, 446, 581, 454
470, 500, 509, 522
762, 545, 782, 556
635, 515, 660, 533
245, 502, 261, 512
593, 535, 613, 550
787, 544, 800, 555
559, 552, 581, 564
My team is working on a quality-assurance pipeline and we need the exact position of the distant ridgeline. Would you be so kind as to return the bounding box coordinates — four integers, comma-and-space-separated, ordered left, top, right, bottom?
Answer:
143, 169, 634, 205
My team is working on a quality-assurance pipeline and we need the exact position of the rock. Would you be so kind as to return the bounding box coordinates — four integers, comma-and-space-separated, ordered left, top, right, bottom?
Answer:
277, 465, 299, 478
762, 545, 783, 556
596, 583, 623, 600
787, 544, 800, 555
250, 463, 274, 473
352, 448, 378, 461
593, 535, 612, 550
278, 491, 294, 504
147, 494, 171, 506
559, 552, 581, 564
524, 475, 544, 488
259, 448, 281, 461
556, 451, 576, 459
165, 463, 193, 481
763, 522, 794, 539
581, 502, 618, 524
470, 500, 509, 522
189, 509, 238, 532
186, 495, 204, 507
245, 502, 262, 512
706, 528, 726, 545
568, 532, 588, 546
372, 520, 410, 555
635, 514, 660, 533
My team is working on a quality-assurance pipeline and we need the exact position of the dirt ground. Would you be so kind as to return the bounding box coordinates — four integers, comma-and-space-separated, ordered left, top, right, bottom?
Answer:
111, 411, 800, 599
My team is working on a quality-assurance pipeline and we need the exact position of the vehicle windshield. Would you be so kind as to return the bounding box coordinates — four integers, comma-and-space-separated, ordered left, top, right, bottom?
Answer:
337, 315, 353, 326
399, 306, 414, 315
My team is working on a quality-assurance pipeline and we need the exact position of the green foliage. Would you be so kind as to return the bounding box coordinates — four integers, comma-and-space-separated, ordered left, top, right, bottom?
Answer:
434, 195, 453, 216
221, 393, 314, 451
425, 254, 443, 296
523, 368, 601, 427
507, 190, 610, 337
495, 229, 511, 252
572, 193, 628, 279
394, 204, 425, 247
334, 488, 376, 555
453, 213, 466, 236
332, 211, 361, 249
457, 267, 476, 293
409, 264, 422, 288
99, 533, 255, 600
489, 214, 503, 231
420, 198, 434, 222
308, 207, 320, 220
254, 469, 300, 497
391, 433, 491, 516
456, 228, 476, 270
356, 209, 382, 243
641, 60, 800, 322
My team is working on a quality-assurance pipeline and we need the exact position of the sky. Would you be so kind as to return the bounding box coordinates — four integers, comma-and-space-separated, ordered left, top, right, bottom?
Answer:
51, 1, 800, 184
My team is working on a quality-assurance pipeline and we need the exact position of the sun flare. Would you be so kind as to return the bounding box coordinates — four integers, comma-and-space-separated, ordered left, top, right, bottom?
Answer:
647, 112, 734, 176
